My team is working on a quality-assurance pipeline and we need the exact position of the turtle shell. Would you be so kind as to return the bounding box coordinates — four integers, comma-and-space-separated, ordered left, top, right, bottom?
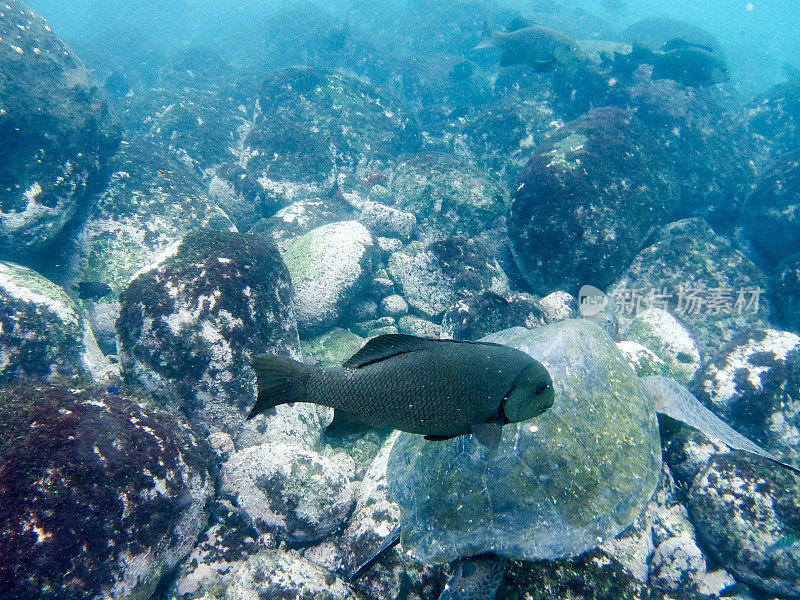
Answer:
386, 319, 661, 564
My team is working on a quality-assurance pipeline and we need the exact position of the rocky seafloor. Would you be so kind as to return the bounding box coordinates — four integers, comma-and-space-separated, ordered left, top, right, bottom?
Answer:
2, 1, 800, 599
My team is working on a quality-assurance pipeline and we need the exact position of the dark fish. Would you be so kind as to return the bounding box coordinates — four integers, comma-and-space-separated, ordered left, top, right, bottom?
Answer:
74, 281, 113, 300
248, 334, 554, 449
474, 17, 580, 71
611, 39, 729, 87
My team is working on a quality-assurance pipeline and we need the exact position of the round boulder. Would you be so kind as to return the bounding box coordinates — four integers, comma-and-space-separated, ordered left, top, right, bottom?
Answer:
693, 328, 800, 465
221, 443, 353, 543
0, 1, 120, 257
689, 454, 800, 598
0, 383, 213, 600
508, 107, 678, 295
117, 229, 301, 439
281, 220, 374, 336
0, 261, 108, 382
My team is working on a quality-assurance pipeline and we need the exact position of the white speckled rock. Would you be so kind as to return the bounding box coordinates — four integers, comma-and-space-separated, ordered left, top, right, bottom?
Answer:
380, 294, 409, 318
388, 238, 509, 319
221, 443, 354, 543
226, 550, 357, 600
649, 534, 706, 592
537, 291, 577, 323
282, 221, 374, 336
355, 199, 417, 240
623, 308, 702, 384
0, 261, 111, 382
694, 328, 800, 465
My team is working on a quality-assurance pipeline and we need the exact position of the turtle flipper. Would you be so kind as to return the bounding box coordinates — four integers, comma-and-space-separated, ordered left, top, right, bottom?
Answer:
439, 555, 508, 600
346, 524, 402, 582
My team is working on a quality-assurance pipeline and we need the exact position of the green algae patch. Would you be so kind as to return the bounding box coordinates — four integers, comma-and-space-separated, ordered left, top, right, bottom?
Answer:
387, 319, 661, 564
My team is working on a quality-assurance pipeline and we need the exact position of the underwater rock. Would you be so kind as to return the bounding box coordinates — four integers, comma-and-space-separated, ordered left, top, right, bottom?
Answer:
221, 442, 353, 544
73, 137, 234, 354
619, 17, 724, 57
353, 197, 417, 241
225, 550, 357, 600
166, 499, 260, 600
388, 237, 509, 319
739, 155, 800, 269
743, 78, 800, 165
689, 454, 800, 598
302, 328, 366, 367
390, 152, 510, 239
0, 261, 109, 382
693, 328, 800, 466
537, 291, 578, 323
242, 66, 418, 185
252, 194, 352, 253
397, 314, 445, 338
622, 307, 702, 384
769, 253, 800, 333
0, 1, 120, 259
281, 221, 374, 337
616, 340, 670, 378
387, 319, 661, 564
379, 294, 409, 318
508, 107, 678, 296
116, 229, 302, 442
0, 383, 213, 600
441, 291, 545, 340
609, 218, 769, 358
122, 88, 247, 178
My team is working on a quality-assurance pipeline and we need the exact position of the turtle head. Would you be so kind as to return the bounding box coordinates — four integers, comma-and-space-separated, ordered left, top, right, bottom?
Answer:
501, 360, 555, 423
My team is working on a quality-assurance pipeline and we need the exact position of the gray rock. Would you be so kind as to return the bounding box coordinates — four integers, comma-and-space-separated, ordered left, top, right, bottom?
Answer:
253, 196, 350, 253
537, 291, 577, 323
398, 315, 445, 338
0, 384, 214, 600
116, 229, 302, 442
221, 443, 354, 543
508, 107, 678, 295
355, 199, 417, 240
73, 138, 235, 351
226, 550, 357, 600
441, 291, 545, 341
0, 1, 119, 257
352, 298, 379, 321
282, 221, 374, 336
649, 534, 706, 592
769, 253, 800, 333
610, 218, 769, 358
380, 294, 409, 318
689, 454, 800, 598
389, 238, 509, 319
694, 328, 800, 465
0, 261, 110, 382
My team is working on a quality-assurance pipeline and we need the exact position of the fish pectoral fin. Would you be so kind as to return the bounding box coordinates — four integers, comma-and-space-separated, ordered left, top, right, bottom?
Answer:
424, 434, 458, 441
471, 422, 504, 450
325, 409, 373, 437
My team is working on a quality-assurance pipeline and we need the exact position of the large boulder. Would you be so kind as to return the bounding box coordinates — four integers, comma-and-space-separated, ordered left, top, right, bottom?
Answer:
742, 78, 800, 165
281, 220, 374, 336
692, 328, 800, 466
508, 107, 678, 295
241, 66, 418, 186
0, 261, 108, 382
0, 383, 213, 600
689, 454, 800, 598
220, 443, 354, 544
609, 218, 769, 358
73, 138, 234, 353
389, 237, 509, 319
769, 253, 800, 333
0, 1, 119, 258
117, 229, 301, 440
739, 155, 800, 269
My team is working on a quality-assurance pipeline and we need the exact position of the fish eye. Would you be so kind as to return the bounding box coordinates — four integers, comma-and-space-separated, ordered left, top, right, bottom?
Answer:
535, 383, 551, 394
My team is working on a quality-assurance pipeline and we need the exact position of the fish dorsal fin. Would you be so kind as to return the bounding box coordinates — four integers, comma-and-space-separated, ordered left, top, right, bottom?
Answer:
342, 334, 501, 369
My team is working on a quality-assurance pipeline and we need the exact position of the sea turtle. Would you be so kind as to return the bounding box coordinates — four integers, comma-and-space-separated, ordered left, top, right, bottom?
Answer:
350, 319, 798, 599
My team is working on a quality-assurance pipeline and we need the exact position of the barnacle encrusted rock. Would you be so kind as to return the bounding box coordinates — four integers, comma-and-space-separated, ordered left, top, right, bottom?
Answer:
0, 1, 119, 257
0, 383, 213, 600
0, 261, 108, 381
117, 229, 303, 442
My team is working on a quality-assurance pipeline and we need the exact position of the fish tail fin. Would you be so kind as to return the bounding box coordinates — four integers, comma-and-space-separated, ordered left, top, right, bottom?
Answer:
474, 17, 498, 49
247, 355, 313, 420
